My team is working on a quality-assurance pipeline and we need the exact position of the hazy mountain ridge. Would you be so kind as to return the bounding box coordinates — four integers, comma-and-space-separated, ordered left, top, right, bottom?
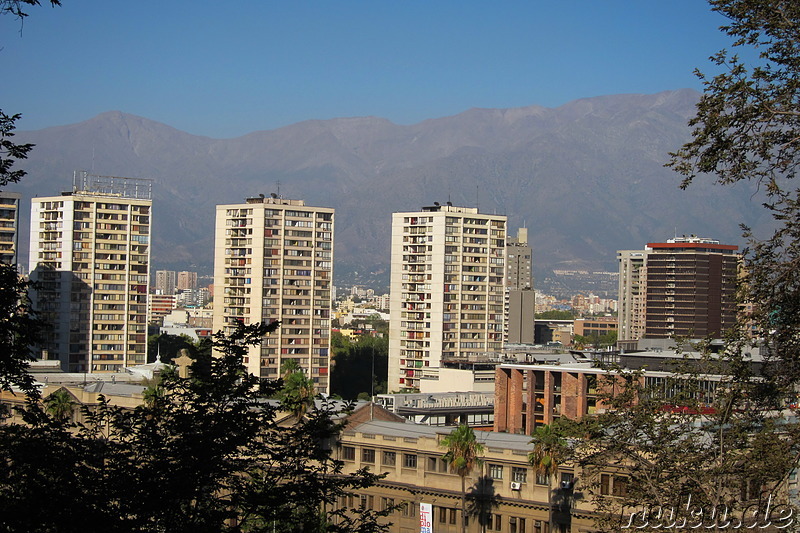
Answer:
13, 89, 770, 285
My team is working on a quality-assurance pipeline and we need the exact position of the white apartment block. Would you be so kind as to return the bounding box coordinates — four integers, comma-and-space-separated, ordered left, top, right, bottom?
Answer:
388, 205, 507, 392
212, 196, 334, 393
0, 192, 21, 266
29, 173, 152, 372
617, 249, 650, 341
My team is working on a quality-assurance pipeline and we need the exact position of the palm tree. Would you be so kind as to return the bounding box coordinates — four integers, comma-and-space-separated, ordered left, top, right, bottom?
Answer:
44, 388, 74, 422
441, 424, 485, 533
529, 424, 567, 532
280, 360, 315, 419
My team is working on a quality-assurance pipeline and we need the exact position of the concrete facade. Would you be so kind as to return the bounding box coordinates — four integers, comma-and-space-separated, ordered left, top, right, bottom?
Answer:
388, 205, 507, 392
337, 418, 596, 533
617, 249, 649, 341
212, 196, 334, 392
573, 317, 618, 339
177, 270, 198, 290
154, 270, 176, 294
29, 173, 152, 372
0, 192, 21, 266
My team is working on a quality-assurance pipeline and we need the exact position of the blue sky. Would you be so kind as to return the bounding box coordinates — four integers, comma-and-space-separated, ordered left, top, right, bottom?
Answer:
2, 1, 732, 139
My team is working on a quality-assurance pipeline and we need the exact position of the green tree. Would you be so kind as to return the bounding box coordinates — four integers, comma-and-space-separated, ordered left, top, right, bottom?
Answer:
1, 0, 61, 20
0, 0, 61, 402
0, 263, 43, 399
0, 111, 34, 188
561, 356, 798, 532
441, 425, 485, 533
279, 359, 316, 419
147, 333, 199, 364
43, 388, 74, 421
0, 322, 394, 532
528, 424, 568, 532
668, 0, 800, 387
330, 332, 388, 400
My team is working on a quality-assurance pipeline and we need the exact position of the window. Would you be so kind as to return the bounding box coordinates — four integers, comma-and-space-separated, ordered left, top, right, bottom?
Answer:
404, 454, 418, 469
381, 497, 395, 512
509, 517, 526, 533
342, 446, 355, 461
512, 466, 527, 484
536, 473, 549, 485
362, 448, 375, 463
427, 457, 438, 472
438, 508, 457, 525
613, 476, 627, 497
489, 464, 504, 480
488, 514, 502, 531
601, 474, 627, 497
383, 450, 396, 467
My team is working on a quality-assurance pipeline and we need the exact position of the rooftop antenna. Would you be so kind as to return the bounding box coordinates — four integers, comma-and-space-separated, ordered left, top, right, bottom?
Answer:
476, 184, 480, 211
276, 180, 281, 198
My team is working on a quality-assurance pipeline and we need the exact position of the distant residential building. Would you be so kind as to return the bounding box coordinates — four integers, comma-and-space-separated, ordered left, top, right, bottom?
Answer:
388, 205, 506, 392
533, 320, 574, 346
534, 290, 558, 314
573, 317, 618, 339
571, 293, 617, 315
377, 293, 390, 310
29, 172, 152, 372
177, 270, 198, 291
148, 293, 177, 324
0, 192, 21, 266
154, 269, 176, 294
212, 196, 334, 393
505, 228, 532, 290
617, 249, 649, 341
618, 236, 739, 341
176, 287, 210, 308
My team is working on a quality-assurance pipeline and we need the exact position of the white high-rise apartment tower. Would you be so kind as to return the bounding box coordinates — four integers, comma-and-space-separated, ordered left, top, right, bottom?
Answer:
388, 204, 507, 392
29, 172, 152, 372
212, 196, 334, 393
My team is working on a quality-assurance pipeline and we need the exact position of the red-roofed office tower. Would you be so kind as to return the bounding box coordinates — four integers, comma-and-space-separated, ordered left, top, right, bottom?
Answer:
618, 236, 739, 341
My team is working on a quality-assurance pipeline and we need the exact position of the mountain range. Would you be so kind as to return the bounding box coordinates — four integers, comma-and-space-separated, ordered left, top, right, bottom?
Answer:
13, 89, 771, 289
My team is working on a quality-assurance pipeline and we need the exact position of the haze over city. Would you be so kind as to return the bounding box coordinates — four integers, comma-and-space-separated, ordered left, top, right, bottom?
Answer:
3, 1, 734, 138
